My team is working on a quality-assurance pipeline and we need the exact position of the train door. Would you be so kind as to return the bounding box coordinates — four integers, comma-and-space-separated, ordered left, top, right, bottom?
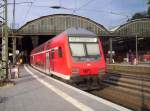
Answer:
50, 49, 55, 71
32, 56, 34, 65
54, 47, 63, 73
46, 52, 50, 73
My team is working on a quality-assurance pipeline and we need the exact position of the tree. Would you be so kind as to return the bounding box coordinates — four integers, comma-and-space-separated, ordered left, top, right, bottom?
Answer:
129, 0, 150, 20
148, 6, 150, 17
148, 0, 150, 17
131, 12, 147, 20
148, 0, 150, 4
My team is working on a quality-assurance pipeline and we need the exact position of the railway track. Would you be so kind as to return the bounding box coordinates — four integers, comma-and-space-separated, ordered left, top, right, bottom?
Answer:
90, 72, 150, 111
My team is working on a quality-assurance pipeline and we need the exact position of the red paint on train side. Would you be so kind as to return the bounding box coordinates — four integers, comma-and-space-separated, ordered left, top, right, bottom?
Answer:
30, 27, 106, 81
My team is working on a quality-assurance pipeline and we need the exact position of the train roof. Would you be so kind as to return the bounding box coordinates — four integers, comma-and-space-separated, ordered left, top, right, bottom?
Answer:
64, 27, 97, 37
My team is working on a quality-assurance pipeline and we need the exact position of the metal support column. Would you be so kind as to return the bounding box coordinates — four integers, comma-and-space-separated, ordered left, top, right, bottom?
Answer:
12, 37, 16, 64
12, 0, 16, 65
136, 35, 138, 64
1, 0, 8, 79
109, 37, 113, 63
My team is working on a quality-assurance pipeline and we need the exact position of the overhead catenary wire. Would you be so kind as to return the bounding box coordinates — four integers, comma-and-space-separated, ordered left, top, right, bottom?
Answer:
33, 0, 130, 19
0, 2, 33, 8
31, 4, 130, 18
23, 0, 37, 23
14, 0, 132, 27
76, 8, 130, 18
75, 0, 95, 12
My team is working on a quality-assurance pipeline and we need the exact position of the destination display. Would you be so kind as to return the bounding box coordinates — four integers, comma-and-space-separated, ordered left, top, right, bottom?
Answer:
69, 37, 98, 42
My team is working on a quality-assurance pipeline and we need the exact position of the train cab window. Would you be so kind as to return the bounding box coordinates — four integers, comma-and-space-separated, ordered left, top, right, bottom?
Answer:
86, 44, 100, 56
69, 37, 101, 61
51, 49, 54, 59
70, 43, 86, 56
58, 47, 62, 58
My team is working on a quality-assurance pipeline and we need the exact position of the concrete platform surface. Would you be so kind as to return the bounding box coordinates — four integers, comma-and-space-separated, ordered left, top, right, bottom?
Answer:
0, 65, 131, 111
107, 63, 150, 74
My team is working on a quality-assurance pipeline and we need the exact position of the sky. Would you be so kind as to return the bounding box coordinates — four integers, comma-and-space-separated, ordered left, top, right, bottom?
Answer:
4, 0, 149, 29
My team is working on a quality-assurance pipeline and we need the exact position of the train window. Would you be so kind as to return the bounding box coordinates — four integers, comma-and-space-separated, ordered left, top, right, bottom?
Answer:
86, 43, 100, 56
51, 49, 54, 59
58, 47, 62, 58
70, 43, 86, 56
47, 41, 51, 50
46, 44, 49, 50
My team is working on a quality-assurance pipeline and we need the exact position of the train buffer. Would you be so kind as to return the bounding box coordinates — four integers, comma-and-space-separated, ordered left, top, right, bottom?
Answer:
0, 65, 131, 111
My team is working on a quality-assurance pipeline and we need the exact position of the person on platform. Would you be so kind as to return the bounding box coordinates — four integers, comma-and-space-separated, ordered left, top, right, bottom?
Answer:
128, 50, 134, 64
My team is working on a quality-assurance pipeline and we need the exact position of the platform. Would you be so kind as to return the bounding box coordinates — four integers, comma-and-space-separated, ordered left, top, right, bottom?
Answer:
107, 63, 150, 74
0, 65, 131, 111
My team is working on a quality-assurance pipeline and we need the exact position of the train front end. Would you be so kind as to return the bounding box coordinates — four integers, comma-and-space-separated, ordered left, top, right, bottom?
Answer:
66, 28, 106, 87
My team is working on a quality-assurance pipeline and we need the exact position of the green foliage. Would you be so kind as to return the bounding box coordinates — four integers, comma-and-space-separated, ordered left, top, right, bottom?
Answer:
147, 0, 150, 17
129, 0, 150, 20
148, 6, 150, 17
148, 0, 150, 4
131, 12, 146, 20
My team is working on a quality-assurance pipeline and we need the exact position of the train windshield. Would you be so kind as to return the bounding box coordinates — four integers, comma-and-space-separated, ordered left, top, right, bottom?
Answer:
69, 37, 101, 61
70, 44, 86, 56
86, 44, 100, 56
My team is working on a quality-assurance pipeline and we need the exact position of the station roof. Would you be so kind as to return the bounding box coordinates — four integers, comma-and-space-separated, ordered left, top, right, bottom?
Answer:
111, 18, 150, 37
65, 27, 97, 37
15, 14, 150, 38
17, 14, 109, 36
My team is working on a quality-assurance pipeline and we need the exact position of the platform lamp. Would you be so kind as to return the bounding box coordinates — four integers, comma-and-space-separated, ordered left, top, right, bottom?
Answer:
50, 5, 75, 11
50, 5, 75, 15
50, 6, 62, 9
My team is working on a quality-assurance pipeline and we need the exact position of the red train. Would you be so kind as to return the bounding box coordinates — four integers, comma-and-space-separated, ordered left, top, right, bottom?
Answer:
30, 27, 106, 87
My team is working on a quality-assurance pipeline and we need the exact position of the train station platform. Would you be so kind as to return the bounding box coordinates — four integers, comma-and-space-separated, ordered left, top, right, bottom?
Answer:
107, 63, 150, 74
0, 65, 131, 111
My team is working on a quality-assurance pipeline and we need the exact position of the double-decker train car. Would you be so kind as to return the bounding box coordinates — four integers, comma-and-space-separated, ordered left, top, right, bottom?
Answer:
30, 27, 106, 88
